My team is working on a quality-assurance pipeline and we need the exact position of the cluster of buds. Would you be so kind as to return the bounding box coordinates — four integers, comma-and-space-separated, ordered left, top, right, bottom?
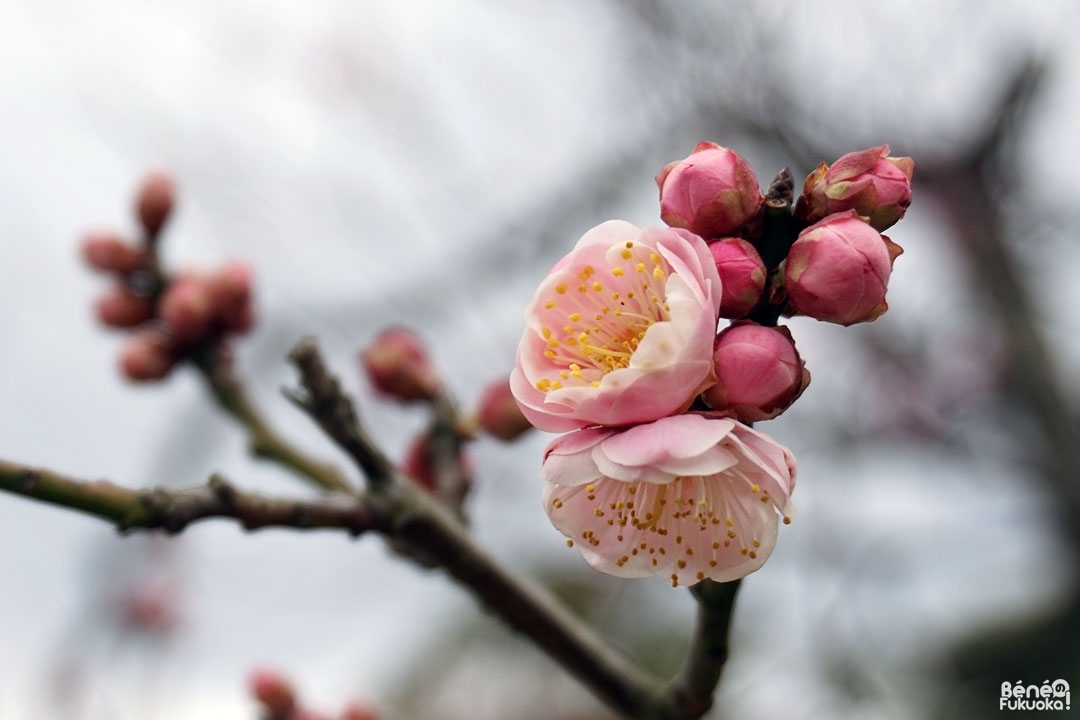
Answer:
249, 669, 376, 720
510, 142, 912, 586
82, 173, 256, 382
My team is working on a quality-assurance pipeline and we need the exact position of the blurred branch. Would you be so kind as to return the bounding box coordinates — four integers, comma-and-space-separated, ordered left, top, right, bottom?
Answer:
192, 350, 355, 495
0, 459, 374, 534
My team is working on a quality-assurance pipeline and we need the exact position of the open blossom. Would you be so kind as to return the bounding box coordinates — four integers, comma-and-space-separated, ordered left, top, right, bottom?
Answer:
796, 145, 914, 231
510, 220, 722, 433
543, 414, 796, 586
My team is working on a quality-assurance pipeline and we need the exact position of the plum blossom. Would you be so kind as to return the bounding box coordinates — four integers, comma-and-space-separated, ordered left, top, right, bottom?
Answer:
542, 414, 796, 586
511, 220, 722, 432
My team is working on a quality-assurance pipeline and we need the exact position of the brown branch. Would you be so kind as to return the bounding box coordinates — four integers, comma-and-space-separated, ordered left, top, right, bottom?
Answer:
0, 459, 375, 535
192, 349, 355, 495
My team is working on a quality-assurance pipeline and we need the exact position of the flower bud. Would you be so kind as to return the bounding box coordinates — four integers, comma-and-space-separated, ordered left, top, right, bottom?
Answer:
657, 142, 764, 239
359, 327, 441, 402
475, 377, 533, 442
783, 211, 902, 326
119, 330, 175, 381
708, 238, 766, 319
402, 434, 438, 492
249, 668, 296, 716
703, 323, 808, 422
159, 276, 215, 344
82, 233, 147, 274
95, 289, 154, 328
795, 145, 914, 231
135, 172, 175, 238
207, 262, 255, 334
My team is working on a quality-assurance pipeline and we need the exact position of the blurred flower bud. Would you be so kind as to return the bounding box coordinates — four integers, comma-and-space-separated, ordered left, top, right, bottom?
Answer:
403, 434, 437, 492
359, 327, 441, 402
119, 329, 175, 382
783, 211, 902, 326
703, 322, 809, 422
657, 142, 764, 239
340, 701, 378, 720
207, 262, 256, 334
708, 238, 766, 319
159, 276, 215, 344
82, 233, 147, 275
475, 377, 533, 442
295, 711, 330, 720
249, 668, 296, 716
135, 173, 175, 238
95, 289, 154, 328
795, 145, 914, 231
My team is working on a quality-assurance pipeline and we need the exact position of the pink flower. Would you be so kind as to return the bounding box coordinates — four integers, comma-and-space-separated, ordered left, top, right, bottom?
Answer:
703, 322, 809, 422
656, 142, 764, 239
796, 145, 914, 231
510, 221, 722, 433
543, 414, 796, 586
708, 238, 766, 319
783, 211, 903, 326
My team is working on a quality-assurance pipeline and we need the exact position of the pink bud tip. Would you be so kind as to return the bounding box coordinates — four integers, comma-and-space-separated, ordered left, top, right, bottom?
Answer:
658, 144, 764, 239
249, 669, 296, 715
82, 233, 147, 275
708, 238, 766, 319
702, 322, 809, 422
159, 277, 215, 344
795, 146, 914, 231
784, 211, 897, 325
95, 289, 155, 328
136, 173, 176, 237
475, 377, 533, 442
119, 330, 175, 382
207, 262, 256, 335
341, 701, 378, 720
359, 327, 442, 403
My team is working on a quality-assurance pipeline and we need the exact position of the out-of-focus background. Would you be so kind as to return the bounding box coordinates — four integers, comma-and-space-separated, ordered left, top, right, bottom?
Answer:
1, 1, 1078, 718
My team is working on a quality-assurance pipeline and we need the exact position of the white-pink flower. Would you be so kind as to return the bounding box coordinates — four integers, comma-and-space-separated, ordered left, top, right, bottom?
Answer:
510, 221, 722, 433
542, 414, 796, 586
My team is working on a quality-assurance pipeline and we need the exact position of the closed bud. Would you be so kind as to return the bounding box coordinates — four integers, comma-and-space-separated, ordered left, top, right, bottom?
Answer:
82, 233, 146, 274
249, 668, 296, 716
95, 289, 154, 328
359, 327, 441, 402
159, 276, 215, 344
657, 142, 764, 239
795, 145, 914, 231
783, 211, 902, 326
475, 377, 533, 442
135, 173, 175, 237
703, 322, 808, 422
207, 262, 255, 334
708, 238, 766, 319
119, 330, 175, 382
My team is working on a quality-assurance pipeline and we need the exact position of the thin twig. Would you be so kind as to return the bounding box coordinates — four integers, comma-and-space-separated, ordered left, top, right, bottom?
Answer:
192, 349, 355, 495
0, 459, 374, 535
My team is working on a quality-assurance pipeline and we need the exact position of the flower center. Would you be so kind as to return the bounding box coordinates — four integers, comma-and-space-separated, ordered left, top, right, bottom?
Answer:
535, 242, 672, 393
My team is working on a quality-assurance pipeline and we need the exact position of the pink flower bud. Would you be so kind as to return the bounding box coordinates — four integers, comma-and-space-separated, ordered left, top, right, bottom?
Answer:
795, 145, 914, 231
207, 262, 256, 334
341, 701, 378, 720
82, 233, 147, 275
295, 711, 330, 720
708, 238, 766, 319
159, 277, 215, 344
475, 377, 533, 442
702, 323, 809, 422
360, 327, 442, 403
402, 434, 472, 493
119, 330, 175, 382
249, 668, 296, 715
657, 142, 764, 239
95, 289, 155, 328
135, 172, 175, 237
783, 211, 902, 326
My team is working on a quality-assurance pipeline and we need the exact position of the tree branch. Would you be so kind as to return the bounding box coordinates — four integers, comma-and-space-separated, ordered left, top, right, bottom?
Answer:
0, 459, 375, 535
192, 349, 355, 495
